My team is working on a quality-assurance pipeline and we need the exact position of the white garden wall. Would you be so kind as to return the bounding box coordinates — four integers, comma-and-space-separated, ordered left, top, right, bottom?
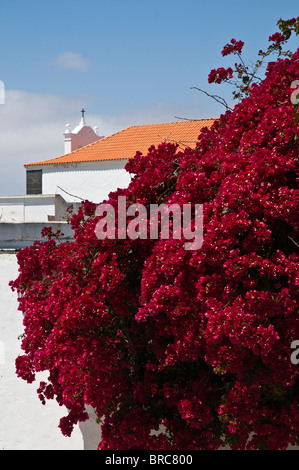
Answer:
0, 195, 71, 223
0, 252, 101, 450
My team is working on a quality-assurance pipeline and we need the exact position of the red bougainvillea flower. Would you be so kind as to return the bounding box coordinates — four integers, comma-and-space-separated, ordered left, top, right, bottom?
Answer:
269, 32, 287, 44
208, 66, 234, 84
221, 38, 245, 56
10, 40, 299, 450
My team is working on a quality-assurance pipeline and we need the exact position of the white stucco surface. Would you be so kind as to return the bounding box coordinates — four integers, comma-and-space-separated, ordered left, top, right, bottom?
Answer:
41, 160, 132, 203
0, 195, 70, 223
0, 252, 101, 450
0, 195, 55, 222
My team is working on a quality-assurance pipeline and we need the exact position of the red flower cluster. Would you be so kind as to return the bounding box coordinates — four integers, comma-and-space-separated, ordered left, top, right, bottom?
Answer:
221, 38, 244, 56
208, 66, 234, 84
268, 32, 287, 45
207, 38, 244, 88
10, 44, 299, 450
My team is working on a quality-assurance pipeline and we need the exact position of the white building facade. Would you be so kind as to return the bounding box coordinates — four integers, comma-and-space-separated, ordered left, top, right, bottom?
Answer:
38, 159, 130, 204
24, 118, 217, 205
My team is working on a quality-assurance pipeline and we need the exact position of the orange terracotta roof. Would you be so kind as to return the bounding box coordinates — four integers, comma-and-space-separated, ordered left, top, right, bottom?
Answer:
24, 119, 217, 167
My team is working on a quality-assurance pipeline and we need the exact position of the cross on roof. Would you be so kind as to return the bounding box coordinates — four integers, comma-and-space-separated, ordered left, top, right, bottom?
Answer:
81, 108, 86, 119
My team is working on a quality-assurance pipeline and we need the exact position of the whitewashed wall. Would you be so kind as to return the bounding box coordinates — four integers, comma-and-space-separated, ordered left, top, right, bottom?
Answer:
41, 160, 132, 203
0, 195, 56, 222
0, 252, 101, 450
0, 221, 74, 250
0, 195, 72, 223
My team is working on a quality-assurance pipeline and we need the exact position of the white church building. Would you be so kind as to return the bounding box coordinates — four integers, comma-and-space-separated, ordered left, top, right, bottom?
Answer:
24, 112, 215, 205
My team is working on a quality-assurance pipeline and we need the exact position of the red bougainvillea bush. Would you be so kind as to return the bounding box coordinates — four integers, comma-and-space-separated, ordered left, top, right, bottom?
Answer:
11, 21, 299, 450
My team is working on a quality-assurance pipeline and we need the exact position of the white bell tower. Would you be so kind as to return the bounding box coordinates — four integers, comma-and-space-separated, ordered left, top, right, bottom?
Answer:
63, 109, 104, 154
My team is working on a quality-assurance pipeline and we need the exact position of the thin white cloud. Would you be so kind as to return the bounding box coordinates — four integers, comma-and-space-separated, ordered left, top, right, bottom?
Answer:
53, 52, 90, 71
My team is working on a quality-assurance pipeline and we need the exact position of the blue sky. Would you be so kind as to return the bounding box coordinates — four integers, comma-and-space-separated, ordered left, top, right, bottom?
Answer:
0, 0, 298, 195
